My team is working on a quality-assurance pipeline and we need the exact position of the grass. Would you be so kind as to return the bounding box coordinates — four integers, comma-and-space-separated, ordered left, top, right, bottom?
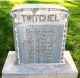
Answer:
0, 0, 80, 78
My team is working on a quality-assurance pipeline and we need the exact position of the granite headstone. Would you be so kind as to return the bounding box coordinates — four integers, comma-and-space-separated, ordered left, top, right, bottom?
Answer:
2, 4, 78, 78
11, 4, 69, 64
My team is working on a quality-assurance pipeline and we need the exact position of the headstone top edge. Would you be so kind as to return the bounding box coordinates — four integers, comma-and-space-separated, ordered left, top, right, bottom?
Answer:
11, 4, 69, 13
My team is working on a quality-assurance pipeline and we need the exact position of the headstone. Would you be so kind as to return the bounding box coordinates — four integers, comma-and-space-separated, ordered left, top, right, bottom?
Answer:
2, 4, 78, 78
11, 4, 69, 64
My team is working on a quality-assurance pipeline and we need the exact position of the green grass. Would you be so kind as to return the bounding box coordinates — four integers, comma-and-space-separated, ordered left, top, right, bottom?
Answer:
0, 0, 80, 78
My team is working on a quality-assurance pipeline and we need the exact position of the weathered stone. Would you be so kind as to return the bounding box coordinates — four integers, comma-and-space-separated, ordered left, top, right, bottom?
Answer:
2, 51, 78, 78
11, 4, 69, 64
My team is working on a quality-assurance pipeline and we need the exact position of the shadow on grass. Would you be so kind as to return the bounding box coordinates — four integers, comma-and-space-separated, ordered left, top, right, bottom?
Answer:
0, 73, 2, 78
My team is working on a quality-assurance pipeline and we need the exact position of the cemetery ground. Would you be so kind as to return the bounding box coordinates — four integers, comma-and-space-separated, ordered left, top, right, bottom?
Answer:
0, 0, 80, 78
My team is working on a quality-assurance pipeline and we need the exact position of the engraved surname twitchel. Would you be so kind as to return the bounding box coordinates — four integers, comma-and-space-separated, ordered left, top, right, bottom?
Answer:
22, 14, 59, 22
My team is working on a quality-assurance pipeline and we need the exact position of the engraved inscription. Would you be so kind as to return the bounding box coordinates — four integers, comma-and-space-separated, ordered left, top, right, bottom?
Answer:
11, 4, 69, 64
26, 25, 55, 63
22, 14, 59, 22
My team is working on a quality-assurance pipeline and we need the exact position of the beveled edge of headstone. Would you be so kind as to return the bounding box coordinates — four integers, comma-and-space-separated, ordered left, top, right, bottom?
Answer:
10, 4, 69, 23
11, 4, 69, 13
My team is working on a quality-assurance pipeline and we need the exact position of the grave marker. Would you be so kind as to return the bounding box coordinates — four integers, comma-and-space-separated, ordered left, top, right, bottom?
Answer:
11, 4, 69, 64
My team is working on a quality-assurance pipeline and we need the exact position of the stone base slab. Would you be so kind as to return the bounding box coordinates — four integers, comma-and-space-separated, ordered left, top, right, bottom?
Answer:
2, 51, 78, 78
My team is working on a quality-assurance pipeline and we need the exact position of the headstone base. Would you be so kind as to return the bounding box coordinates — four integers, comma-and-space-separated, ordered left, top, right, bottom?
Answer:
2, 51, 78, 78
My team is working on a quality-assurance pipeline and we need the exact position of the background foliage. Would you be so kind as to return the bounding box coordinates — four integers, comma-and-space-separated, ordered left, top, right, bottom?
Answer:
0, 0, 80, 78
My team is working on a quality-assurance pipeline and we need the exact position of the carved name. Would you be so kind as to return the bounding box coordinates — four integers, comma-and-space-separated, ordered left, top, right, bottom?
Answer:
22, 14, 59, 22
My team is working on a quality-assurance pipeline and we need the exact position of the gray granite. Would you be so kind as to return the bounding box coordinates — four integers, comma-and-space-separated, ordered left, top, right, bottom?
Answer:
2, 51, 78, 78
11, 4, 69, 64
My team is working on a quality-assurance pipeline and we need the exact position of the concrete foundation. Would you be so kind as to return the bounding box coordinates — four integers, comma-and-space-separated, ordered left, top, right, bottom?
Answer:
2, 51, 78, 78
